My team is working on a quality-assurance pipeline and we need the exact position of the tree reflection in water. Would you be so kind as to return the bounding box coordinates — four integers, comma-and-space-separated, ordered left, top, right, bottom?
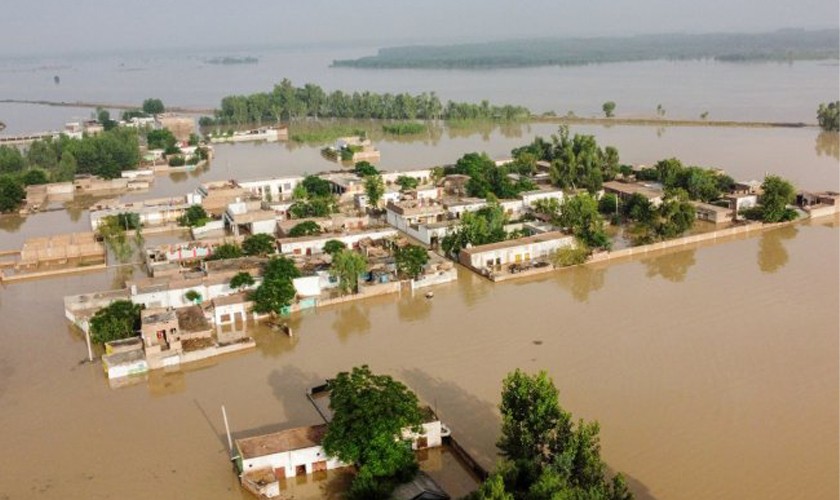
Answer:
758, 225, 798, 274
397, 293, 432, 323
0, 214, 25, 232
643, 249, 696, 283
554, 264, 607, 303
330, 304, 371, 343
815, 131, 839, 160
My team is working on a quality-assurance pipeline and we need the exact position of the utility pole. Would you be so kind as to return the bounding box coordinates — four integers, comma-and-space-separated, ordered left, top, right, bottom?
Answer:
222, 405, 233, 454
85, 327, 93, 362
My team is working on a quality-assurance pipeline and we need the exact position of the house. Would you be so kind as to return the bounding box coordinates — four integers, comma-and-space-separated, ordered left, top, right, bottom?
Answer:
330, 136, 380, 163
386, 200, 446, 231
89, 196, 191, 230
458, 232, 575, 272
355, 188, 401, 210
691, 201, 732, 224
322, 172, 366, 201
443, 198, 486, 219
238, 176, 304, 202
603, 180, 664, 206
278, 227, 399, 256
140, 308, 182, 353
223, 201, 278, 237
195, 180, 252, 216
725, 193, 759, 217
797, 191, 840, 218
381, 169, 434, 187
235, 424, 345, 480
732, 180, 763, 195
520, 188, 565, 209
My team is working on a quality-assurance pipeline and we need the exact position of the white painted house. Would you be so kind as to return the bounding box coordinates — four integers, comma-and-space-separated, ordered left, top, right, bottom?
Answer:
279, 227, 399, 256
235, 424, 346, 480
238, 176, 304, 202
459, 231, 575, 271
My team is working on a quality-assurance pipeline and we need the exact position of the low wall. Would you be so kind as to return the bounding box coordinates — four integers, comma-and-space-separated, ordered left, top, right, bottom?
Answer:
411, 268, 458, 290
316, 281, 401, 309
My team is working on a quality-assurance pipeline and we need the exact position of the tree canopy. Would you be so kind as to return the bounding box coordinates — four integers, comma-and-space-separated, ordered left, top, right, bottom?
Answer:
557, 194, 611, 250
602, 101, 616, 118
364, 174, 385, 209
89, 300, 142, 344
288, 220, 322, 237
817, 101, 839, 132
229, 272, 255, 291
751, 175, 798, 223
469, 369, 632, 500
354, 161, 379, 177
178, 205, 210, 227
448, 152, 536, 199
251, 257, 300, 316
331, 250, 368, 294
442, 203, 508, 257
242, 233, 276, 256
142, 98, 165, 115
396, 175, 419, 191
323, 365, 424, 499
210, 242, 244, 260
0, 175, 25, 213
323, 239, 347, 256
395, 244, 429, 280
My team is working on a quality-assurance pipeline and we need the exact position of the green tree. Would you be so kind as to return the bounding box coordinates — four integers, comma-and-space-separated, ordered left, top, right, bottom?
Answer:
602, 101, 616, 118
759, 175, 797, 223
396, 175, 419, 191
558, 194, 611, 250
184, 290, 202, 303
364, 174, 385, 209
331, 249, 367, 294
323, 365, 423, 499
142, 98, 165, 115
89, 300, 142, 344
146, 128, 178, 151
97, 108, 117, 131
395, 244, 429, 280
210, 243, 244, 260
288, 220, 322, 237
0, 146, 26, 174
442, 204, 508, 257
323, 239, 347, 256
54, 151, 78, 182
21, 169, 49, 186
26, 139, 59, 171
598, 193, 619, 215
301, 175, 332, 197
817, 101, 839, 132
0, 175, 25, 213
354, 161, 379, 177
242, 233, 276, 256
178, 205, 210, 227
251, 256, 300, 316
229, 272, 255, 291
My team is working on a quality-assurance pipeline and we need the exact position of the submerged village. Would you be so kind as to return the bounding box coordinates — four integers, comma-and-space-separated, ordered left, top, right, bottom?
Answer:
1, 97, 839, 499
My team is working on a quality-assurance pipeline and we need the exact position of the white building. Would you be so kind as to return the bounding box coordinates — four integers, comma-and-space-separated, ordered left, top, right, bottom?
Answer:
520, 188, 565, 208
238, 176, 304, 202
279, 227, 399, 256
459, 231, 575, 271
223, 201, 278, 237
235, 424, 345, 480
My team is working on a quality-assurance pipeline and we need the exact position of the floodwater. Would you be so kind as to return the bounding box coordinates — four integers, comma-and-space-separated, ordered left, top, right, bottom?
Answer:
1, 46, 839, 132
0, 46, 838, 499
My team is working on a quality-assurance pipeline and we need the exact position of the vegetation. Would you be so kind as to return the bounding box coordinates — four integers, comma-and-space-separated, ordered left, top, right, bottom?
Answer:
333, 29, 839, 69
142, 98, 165, 115
289, 124, 367, 143
289, 176, 337, 218
468, 370, 632, 500
178, 205, 210, 227
0, 175, 25, 213
602, 101, 616, 118
442, 203, 508, 257
242, 233, 276, 256
817, 101, 839, 132
167, 155, 186, 167
512, 126, 619, 194
551, 246, 590, 267
364, 174, 385, 209
649, 158, 732, 202
147, 128, 178, 152
210, 242, 244, 260
382, 122, 427, 135
323, 239, 347, 256
330, 249, 368, 294
623, 190, 697, 245
0, 129, 140, 181
558, 194, 612, 250
323, 365, 424, 499
395, 175, 419, 191
251, 257, 301, 316
97, 213, 142, 260
229, 272, 255, 291
287, 220, 322, 237
200, 78, 530, 126
184, 290, 202, 303
89, 300, 142, 344
743, 175, 798, 223
395, 244, 429, 279
353, 161, 379, 177
447, 152, 535, 199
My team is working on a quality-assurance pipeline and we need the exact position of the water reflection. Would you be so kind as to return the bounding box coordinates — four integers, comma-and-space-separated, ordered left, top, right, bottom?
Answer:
554, 264, 607, 303
757, 225, 798, 274
397, 293, 432, 322
330, 304, 371, 342
267, 365, 326, 427
0, 214, 25, 233
815, 131, 839, 160
643, 249, 697, 283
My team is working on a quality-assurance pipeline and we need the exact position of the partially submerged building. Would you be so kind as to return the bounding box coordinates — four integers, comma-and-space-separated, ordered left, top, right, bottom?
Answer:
458, 231, 574, 274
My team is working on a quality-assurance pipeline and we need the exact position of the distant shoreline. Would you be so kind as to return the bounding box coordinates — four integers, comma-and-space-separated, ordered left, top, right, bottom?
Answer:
0, 99, 819, 130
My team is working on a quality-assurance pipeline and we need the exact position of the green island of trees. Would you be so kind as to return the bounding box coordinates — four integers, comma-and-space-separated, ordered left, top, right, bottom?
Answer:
468, 369, 632, 499
817, 101, 839, 132
199, 78, 530, 126
289, 176, 338, 219
333, 29, 839, 69
89, 300, 143, 344
323, 365, 424, 499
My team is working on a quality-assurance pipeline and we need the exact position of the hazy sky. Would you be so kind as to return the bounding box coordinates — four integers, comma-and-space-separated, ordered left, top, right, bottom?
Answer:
1, 0, 837, 56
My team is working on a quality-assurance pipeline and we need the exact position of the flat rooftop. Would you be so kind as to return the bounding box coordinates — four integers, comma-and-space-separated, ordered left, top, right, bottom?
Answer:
236, 424, 328, 459
461, 231, 572, 255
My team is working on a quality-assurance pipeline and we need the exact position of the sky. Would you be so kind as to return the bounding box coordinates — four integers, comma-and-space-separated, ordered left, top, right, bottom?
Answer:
0, 0, 837, 57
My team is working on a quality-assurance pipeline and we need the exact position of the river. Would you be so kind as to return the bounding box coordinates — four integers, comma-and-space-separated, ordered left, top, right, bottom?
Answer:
0, 47, 838, 499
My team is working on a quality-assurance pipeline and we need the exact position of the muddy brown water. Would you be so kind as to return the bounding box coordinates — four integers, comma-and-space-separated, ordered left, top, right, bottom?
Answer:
0, 127, 838, 499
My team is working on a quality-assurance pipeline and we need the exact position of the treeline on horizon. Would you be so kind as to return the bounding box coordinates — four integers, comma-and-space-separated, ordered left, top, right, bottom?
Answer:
198, 79, 531, 127
332, 29, 840, 69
